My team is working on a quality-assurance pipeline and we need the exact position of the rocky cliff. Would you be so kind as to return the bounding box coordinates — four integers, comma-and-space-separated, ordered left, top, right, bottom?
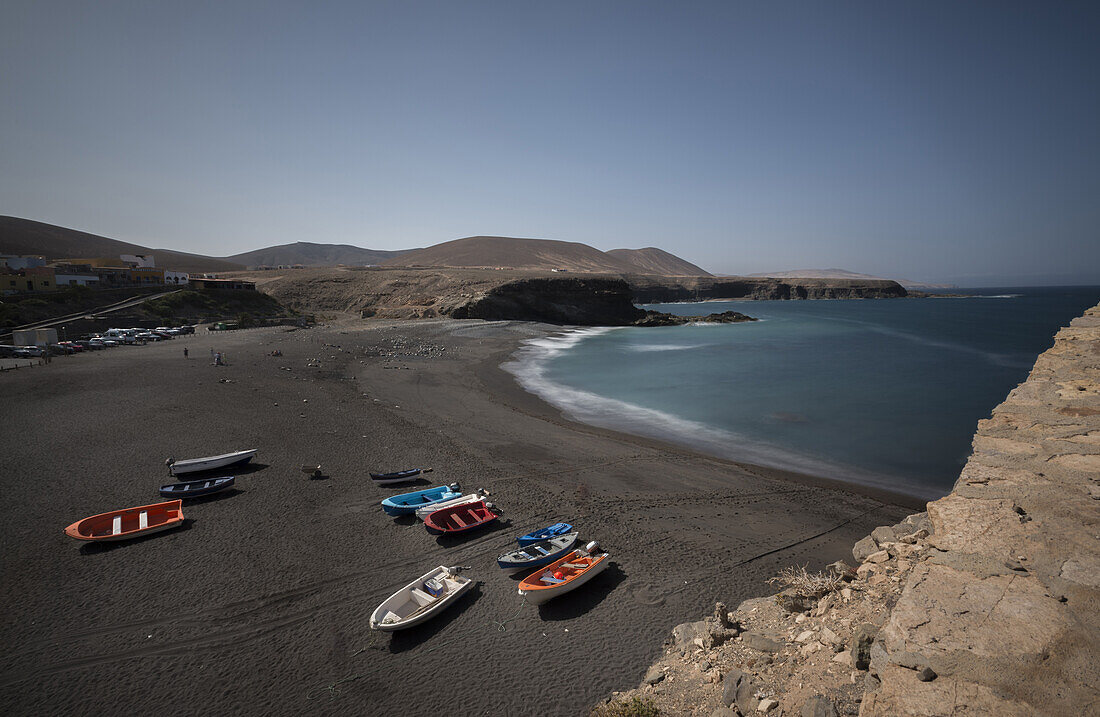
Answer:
598, 301, 1100, 716
450, 276, 646, 325
628, 276, 908, 303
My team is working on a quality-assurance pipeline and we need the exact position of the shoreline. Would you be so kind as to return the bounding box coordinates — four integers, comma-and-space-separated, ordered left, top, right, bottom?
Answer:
0, 317, 915, 715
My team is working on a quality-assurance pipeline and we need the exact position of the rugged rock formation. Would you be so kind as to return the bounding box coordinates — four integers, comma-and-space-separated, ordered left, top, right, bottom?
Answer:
860, 301, 1100, 716
598, 301, 1100, 716
628, 276, 908, 303
450, 276, 645, 325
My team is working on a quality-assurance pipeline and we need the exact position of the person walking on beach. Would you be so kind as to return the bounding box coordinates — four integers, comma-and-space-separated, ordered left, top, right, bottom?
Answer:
183, 347, 188, 359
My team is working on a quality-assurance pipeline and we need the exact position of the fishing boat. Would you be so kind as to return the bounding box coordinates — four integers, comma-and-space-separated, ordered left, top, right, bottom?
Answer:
517, 522, 573, 547
414, 490, 488, 521
423, 500, 500, 536
370, 467, 432, 485
369, 565, 473, 631
497, 532, 579, 570
64, 500, 184, 542
159, 476, 235, 499
381, 484, 462, 517
517, 541, 609, 605
166, 449, 256, 476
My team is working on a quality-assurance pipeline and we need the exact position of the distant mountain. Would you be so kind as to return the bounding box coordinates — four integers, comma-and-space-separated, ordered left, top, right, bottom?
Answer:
227, 241, 413, 268
748, 268, 955, 290
0, 216, 244, 274
606, 247, 711, 276
385, 235, 710, 275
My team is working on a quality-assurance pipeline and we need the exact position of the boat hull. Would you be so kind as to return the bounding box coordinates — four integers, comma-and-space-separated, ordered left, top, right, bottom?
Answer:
424, 501, 498, 536
497, 533, 579, 570
65, 500, 184, 542
159, 476, 235, 498
517, 522, 573, 547
518, 550, 610, 605
169, 449, 256, 476
369, 566, 473, 631
381, 484, 462, 516
370, 469, 423, 485
415, 493, 482, 521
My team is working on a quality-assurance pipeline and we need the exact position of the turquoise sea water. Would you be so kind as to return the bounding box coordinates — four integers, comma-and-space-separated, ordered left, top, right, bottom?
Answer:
504, 287, 1100, 499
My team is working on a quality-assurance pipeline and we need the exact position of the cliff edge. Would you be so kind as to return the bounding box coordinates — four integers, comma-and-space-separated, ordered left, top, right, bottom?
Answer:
860, 301, 1100, 715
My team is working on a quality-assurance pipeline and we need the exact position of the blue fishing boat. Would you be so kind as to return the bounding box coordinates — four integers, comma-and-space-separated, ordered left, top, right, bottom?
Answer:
381, 483, 462, 517
517, 522, 573, 546
497, 532, 579, 570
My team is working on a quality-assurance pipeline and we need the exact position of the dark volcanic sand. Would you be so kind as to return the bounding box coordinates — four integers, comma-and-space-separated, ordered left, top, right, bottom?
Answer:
0, 319, 915, 715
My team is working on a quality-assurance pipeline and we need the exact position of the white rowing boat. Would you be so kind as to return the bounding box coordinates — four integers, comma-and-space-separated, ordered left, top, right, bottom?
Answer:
167, 449, 257, 476
369, 566, 473, 631
414, 490, 488, 521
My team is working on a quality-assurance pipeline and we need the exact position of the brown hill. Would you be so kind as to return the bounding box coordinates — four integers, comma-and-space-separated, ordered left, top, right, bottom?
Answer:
607, 247, 710, 276
227, 241, 412, 268
0, 216, 244, 274
384, 235, 709, 275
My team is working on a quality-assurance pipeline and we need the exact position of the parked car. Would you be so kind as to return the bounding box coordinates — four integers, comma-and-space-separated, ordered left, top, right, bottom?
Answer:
74, 340, 103, 350
0, 344, 18, 358
17, 346, 45, 357
135, 332, 161, 342
58, 341, 84, 352
48, 343, 75, 355
175, 325, 195, 334
151, 331, 173, 339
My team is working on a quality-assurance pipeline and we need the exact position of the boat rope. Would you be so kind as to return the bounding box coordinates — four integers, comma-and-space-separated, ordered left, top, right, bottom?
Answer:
492, 596, 528, 632
306, 673, 366, 701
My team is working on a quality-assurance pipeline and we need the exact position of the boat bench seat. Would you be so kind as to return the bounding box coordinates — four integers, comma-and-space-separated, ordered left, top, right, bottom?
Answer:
540, 575, 564, 584
561, 563, 587, 570
532, 545, 550, 555
139, 511, 148, 530
409, 588, 436, 606
112, 516, 123, 535
450, 514, 468, 528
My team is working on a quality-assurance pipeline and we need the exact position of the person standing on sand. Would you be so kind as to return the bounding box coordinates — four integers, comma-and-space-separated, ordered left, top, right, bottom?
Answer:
183, 347, 188, 359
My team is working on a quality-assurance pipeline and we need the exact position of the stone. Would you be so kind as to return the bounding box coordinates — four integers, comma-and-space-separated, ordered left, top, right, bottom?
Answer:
864, 672, 881, 692
758, 698, 778, 712
701, 660, 711, 671
917, 667, 937, 682
715, 602, 732, 628
711, 708, 737, 717
840, 587, 852, 600
832, 651, 853, 667
866, 550, 890, 564
820, 626, 840, 645
796, 630, 815, 643
802, 695, 839, 717
826, 560, 853, 578
853, 536, 878, 562
722, 668, 760, 713
742, 632, 784, 654
643, 666, 665, 685
871, 525, 898, 545
776, 589, 814, 613
851, 624, 877, 670
856, 563, 876, 579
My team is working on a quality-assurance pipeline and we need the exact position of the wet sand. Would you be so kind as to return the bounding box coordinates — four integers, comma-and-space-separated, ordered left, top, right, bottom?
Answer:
0, 319, 915, 715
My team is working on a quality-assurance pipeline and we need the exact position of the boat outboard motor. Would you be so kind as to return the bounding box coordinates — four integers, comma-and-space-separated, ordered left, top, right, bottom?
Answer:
584, 541, 600, 554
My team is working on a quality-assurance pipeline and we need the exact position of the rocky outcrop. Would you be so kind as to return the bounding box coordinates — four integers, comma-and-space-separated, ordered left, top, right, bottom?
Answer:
858, 302, 1100, 716
451, 277, 647, 325
628, 276, 908, 303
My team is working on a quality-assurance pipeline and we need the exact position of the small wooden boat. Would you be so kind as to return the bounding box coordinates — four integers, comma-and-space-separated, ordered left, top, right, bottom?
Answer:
497, 532, 579, 570
159, 476, 235, 498
370, 467, 433, 485
381, 484, 462, 517
369, 565, 473, 631
415, 490, 488, 521
517, 522, 573, 547
166, 449, 256, 476
518, 541, 609, 605
424, 501, 500, 536
64, 500, 184, 542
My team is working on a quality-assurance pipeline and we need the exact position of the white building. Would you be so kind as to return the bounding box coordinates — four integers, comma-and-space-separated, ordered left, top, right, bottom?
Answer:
164, 271, 189, 285
54, 272, 100, 287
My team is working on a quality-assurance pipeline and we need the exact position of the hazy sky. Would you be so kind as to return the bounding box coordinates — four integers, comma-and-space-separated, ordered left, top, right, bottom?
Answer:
2, 1, 1097, 285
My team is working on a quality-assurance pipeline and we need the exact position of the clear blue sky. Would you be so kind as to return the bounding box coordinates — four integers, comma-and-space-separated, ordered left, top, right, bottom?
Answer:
2, 1, 1097, 285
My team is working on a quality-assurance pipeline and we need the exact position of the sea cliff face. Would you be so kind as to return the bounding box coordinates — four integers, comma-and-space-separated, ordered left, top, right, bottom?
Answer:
451, 276, 646, 325
597, 301, 1100, 716
628, 276, 908, 303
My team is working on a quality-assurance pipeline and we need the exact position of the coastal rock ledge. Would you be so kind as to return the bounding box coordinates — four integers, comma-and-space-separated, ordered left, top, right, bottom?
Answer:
599, 301, 1100, 716
861, 300, 1100, 716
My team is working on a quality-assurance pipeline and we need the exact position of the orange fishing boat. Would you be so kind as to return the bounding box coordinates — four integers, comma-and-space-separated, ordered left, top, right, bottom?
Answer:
517, 541, 610, 605
64, 500, 184, 541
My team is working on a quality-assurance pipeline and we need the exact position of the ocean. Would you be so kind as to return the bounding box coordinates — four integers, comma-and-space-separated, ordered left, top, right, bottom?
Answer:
504, 286, 1100, 500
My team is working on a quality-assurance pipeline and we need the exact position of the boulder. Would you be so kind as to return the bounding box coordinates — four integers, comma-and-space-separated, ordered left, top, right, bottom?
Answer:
851, 623, 877, 670
758, 697, 778, 712
722, 668, 760, 713
871, 525, 898, 545
802, 696, 839, 717
742, 632, 784, 654
643, 666, 665, 685
853, 536, 878, 562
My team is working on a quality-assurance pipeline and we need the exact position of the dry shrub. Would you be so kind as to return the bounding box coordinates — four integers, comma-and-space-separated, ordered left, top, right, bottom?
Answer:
766, 564, 845, 599
592, 696, 660, 717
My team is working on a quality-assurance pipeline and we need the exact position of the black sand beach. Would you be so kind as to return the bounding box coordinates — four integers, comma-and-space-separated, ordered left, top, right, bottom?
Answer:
0, 319, 915, 715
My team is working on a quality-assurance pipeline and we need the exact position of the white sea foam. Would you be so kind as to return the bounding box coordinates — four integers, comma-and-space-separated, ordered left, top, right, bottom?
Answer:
627, 343, 704, 352
502, 328, 928, 497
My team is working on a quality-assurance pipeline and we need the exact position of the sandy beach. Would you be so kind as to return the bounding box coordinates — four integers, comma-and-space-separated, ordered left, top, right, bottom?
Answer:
0, 319, 916, 715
